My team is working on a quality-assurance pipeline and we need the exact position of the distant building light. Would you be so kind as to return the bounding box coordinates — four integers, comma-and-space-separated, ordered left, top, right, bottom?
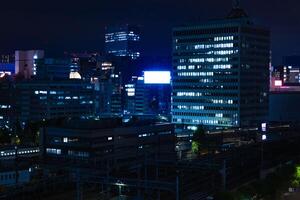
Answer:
102, 62, 112, 67
0, 71, 11, 77
261, 123, 267, 132
274, 80, 283, 87
69, 72, 82, 79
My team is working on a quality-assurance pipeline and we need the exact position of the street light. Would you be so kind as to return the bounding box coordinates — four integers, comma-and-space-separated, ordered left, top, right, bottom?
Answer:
115, 180, 126, 200
261, 133, 267, 177
260, 122, 268, 178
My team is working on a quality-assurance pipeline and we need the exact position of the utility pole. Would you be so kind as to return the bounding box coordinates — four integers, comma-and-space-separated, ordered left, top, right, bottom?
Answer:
260, 140, 264, 179
219, 160, 227, 191
76, 169, 82, 200
176, 170, 180, 200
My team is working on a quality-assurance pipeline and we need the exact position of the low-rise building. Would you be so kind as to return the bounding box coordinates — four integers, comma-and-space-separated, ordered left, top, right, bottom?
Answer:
41, 118, 175, 169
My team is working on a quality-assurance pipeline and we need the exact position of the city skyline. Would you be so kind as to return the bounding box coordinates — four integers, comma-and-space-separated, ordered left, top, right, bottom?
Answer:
1, 1, 300, 199
0, 0, 299, 65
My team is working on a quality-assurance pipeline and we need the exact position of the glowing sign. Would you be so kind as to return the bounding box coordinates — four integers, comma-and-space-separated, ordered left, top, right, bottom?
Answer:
261, 123, 267, 132
69, 72, 82, 79
144, 71, 171, 84
274, 80, 282, 87
0, 71, 11, 78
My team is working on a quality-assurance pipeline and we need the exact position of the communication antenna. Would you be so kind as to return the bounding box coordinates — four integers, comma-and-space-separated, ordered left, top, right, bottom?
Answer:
233, 0, 240, 8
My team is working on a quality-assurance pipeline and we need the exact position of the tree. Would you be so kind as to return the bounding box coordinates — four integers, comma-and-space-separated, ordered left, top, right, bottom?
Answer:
192, 125, 205, 154
20, 121, 41, 145
0, 129, 11, 144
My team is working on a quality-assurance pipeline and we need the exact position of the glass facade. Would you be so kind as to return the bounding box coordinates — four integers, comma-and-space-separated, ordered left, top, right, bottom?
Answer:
172, 17, 270, 129
105, 25, 140, 60
16, 80, 95, 124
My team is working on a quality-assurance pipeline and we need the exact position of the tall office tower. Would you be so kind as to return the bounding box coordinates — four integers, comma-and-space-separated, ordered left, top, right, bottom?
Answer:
15, 50, 44, 79
105, 24, 140, 60
124, 71, 172, 115
0, 76, 15, 129
0, 63, 15, 77
15, 57, 93, 125
92, 62, 123, 116
1, 54, 14, 64
172, 3, 270, 130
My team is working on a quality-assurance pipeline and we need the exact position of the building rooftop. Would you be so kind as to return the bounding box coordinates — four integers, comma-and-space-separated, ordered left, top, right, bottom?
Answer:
226, 7, 249, 19
45, 116, 171, 130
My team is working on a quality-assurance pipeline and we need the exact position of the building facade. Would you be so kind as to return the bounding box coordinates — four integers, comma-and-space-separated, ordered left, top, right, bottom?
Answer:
172, 7, 270, 129
105, 24, 140, 60
0, 76, 15, 129
269, 91, 300, 122
0, 63, 15, 78
124, 72, 172, 115
92, 62, 123, 116
41, 118, 175, 169
35, 58, 80, 80
15, 50, 44, 79
15, 80, 94, 125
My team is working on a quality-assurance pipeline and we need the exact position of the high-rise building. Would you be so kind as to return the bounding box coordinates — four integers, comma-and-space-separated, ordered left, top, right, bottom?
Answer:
272, 65, 300, 87
35, 58, 80, 80
105, 24, 140, 60
92, 62, 123, 116
0, 63, 15, 77
13, 56, 93, 125
172, 4, 270, 130
124, 71, 172, 115
0, 76, 15, 129
15, 80, 94, 125
15, 50, 44, 79
1, 54, 14, 64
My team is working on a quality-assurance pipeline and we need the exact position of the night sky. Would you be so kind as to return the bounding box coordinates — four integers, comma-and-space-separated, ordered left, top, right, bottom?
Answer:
1, 0, 299, 65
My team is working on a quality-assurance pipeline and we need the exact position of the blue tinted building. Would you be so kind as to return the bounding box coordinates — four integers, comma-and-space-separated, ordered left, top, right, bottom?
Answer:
35, 58, 80, 80
15, 80, 94, 125
124, 71, 172, 115
172, 5, 270, 130
0, 63, 15, 77
105, 24, 140, 60
0, 76, 15, 129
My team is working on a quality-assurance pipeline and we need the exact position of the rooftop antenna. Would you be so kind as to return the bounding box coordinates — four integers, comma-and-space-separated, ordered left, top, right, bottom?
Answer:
233, 0, 240, 8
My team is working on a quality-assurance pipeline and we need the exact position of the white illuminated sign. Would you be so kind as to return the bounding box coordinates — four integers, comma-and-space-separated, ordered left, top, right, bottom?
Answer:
261, 123, 267, 132
274, 80, 282, 87
144, 71, 171, 84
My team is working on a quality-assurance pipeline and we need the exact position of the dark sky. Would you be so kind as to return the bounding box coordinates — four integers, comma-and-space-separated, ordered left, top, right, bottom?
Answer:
0, 0, 299, 65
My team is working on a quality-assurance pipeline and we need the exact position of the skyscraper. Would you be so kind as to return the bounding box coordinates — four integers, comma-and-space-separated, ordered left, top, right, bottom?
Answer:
172, 4, 270, 130
105, 24, 140, 60
92, 62, 123, 116
15, 50, 44, 79
0, 75, 15, 129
